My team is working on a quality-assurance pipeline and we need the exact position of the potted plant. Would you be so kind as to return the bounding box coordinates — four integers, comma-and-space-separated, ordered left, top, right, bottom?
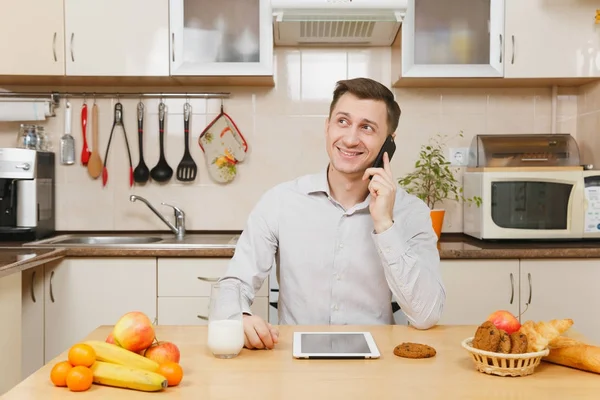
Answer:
397, 132, 482, 240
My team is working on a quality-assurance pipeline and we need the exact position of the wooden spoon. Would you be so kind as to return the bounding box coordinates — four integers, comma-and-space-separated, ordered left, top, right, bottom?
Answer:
87, 103, 103, 179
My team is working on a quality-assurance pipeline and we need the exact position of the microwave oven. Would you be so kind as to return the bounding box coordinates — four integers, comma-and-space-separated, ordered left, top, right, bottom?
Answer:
463, 169, 600, 240
462, 133, 600, 241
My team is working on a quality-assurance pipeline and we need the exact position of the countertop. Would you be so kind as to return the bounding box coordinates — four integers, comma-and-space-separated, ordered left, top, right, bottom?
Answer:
2, 324, 599, 399
1, 233, 600, 280
0, 247, 66, 279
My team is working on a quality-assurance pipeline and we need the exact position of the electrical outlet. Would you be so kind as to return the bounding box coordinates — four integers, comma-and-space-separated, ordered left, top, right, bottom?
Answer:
448, 147, 469, 166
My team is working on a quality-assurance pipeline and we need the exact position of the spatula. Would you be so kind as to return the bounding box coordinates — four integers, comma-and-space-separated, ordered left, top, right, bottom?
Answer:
87, 103, 103, 179
176, 103, 197, 182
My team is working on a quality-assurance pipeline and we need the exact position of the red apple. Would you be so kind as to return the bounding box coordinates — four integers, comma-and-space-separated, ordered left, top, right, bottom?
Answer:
144, 341, 181, 364
487, 310, 521, 334
112, 311, 155, 353
106, 332, 116, 344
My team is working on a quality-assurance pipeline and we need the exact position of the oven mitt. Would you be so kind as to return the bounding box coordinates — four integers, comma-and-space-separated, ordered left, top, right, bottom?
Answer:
198, 110, 248, 183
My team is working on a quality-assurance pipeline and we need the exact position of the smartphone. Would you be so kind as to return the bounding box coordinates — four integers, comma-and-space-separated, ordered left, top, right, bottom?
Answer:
369, 135, 396, 179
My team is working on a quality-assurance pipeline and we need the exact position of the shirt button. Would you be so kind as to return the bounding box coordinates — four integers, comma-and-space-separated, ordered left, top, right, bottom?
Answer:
336, 274, 341, 281
339, 244, 344, 248
332, 304, 339, 311
385, 247, 391, 253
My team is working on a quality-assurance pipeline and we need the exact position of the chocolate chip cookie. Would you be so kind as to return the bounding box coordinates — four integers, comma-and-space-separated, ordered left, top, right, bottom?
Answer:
472, 321, 501, 352
510, 331, 528, 354
393, 342, 437, 359
497, 330, 511, 353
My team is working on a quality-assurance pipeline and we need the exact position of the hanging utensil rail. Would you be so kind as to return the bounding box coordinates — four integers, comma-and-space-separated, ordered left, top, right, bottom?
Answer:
0, 91, 230, 107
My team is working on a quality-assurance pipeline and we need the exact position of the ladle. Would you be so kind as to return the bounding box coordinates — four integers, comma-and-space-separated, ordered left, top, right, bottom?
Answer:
150, 101, 173, 182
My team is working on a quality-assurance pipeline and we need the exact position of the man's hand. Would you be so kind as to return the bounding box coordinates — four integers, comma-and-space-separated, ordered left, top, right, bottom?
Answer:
243, 314, 279, 349
362, 151, 396, 233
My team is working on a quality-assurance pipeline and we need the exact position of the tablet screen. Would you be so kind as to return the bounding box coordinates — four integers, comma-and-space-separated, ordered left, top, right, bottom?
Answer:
300, 333, 371, 354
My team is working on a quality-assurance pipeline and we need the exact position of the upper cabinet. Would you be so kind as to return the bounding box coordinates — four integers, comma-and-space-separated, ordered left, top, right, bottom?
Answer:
504, 0, 600, 78
400, 0, 504, 78
64, 0, 169, 76
169, 0, 273, 76
398, 0, 600, 82
0, 0, 65, 75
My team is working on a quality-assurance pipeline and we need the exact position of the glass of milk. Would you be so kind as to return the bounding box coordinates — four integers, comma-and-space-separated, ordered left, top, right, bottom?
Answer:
207, 281, 244, 358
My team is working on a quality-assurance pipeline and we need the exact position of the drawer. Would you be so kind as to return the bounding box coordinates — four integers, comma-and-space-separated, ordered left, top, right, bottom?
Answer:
158, 258, 268, 297
157, 297, 269, 325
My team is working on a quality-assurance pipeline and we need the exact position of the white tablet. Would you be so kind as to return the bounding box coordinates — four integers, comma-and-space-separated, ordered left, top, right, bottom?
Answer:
292, 331, 381, 359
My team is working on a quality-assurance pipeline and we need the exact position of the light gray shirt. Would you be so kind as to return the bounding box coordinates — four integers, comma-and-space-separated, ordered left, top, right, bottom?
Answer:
220, 168, 446, 329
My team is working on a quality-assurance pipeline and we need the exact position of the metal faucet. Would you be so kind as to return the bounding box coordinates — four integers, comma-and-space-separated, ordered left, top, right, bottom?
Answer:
129, 195, 185, 240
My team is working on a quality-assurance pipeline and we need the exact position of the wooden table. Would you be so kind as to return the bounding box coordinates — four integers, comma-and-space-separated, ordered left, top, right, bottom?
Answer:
3, 324, 600, 399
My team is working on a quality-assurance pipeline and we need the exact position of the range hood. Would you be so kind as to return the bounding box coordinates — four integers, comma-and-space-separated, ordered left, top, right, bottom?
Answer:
272, 0, 408, 46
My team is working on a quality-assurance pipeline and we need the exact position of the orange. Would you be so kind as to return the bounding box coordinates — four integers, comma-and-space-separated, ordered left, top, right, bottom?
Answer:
50, 361, 73, 387
157, 362, 183, 387
68, 343, 96, 367
66, 366, 93, 392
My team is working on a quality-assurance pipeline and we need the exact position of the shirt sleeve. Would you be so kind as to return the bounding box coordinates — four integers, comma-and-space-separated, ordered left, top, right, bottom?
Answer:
218, 188, 280, 316
370, 193, 446, 329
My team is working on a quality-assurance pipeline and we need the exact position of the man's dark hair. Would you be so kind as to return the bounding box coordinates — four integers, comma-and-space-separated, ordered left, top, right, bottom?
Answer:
328, 77, 401, 135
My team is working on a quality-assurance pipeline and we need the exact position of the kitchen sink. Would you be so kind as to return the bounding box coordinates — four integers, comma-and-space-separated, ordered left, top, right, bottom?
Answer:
24, 233, 240, 249
52, 236, 164, 245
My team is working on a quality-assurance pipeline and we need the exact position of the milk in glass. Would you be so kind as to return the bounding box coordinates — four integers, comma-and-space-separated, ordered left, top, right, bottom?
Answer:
207, 281, 244, 358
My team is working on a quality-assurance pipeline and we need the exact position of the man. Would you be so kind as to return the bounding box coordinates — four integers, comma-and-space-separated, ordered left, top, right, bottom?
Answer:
219, 77, 445, 350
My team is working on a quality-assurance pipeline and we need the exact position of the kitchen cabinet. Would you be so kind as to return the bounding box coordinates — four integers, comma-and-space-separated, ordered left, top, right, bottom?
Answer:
0, 0, 65, 75
64, 0, 169, 76
519, 259, 600, 345
43, 258, 157, 362
156, 257, 270, 325
157, 297, 269, 325
0, 272, 22, 396
399, 0, 600, 80
21, 266, 45, 381
400, 0, 505, 78
169, 0, 273, 76
504, 0, 600, 78
438, 259, 519, 325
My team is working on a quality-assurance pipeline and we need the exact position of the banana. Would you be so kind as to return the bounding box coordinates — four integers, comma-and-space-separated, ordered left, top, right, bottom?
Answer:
83, 340, 159, 372
90, 361, 168, 392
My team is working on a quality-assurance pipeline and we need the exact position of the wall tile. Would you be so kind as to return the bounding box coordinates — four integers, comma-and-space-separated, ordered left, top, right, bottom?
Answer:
0, 46, 589, 235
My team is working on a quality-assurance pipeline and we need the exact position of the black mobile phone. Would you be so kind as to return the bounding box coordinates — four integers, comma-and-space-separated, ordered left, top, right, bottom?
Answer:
370, 135, 396, 179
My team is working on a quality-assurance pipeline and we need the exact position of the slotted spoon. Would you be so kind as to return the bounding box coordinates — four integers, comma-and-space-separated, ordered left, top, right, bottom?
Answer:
176, 103, 197, 182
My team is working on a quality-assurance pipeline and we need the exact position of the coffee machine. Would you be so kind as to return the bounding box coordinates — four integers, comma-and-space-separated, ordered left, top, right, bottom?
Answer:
0, 148, 55, 241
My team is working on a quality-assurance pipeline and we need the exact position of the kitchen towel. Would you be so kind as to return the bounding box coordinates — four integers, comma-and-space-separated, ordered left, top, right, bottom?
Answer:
0, 100, 51, 121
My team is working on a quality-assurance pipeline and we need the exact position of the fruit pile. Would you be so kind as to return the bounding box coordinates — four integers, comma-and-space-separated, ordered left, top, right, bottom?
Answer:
50, 311, 183, 393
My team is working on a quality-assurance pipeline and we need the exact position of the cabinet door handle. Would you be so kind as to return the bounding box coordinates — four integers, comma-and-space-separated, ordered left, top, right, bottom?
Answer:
172, 33, 175, 62
52, 32, 57, 62
527, 272, 532, 305
197, 314, 208, 320
509, 273, 514, 304
511, 35, 515, 64
70, 33, 75, 62
49, 270, 55, 303
31, 270, 37, 303
197, 277, 219, 282
499, 34, 503, 63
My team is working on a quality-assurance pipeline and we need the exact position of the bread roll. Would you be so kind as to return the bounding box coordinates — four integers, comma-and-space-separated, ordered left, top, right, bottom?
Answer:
519, 319, 574, 352
544, 336, 600, 374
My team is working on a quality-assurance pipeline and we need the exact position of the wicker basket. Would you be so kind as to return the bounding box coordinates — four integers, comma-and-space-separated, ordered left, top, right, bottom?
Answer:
461, 337, 549, 377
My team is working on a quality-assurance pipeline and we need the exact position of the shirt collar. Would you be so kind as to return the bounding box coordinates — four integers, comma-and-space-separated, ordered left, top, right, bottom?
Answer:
302, 165, 331, 196
301, 165, 372, 212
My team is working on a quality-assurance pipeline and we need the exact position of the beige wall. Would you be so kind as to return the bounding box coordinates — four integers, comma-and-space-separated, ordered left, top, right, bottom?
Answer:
0, 47, 582, 233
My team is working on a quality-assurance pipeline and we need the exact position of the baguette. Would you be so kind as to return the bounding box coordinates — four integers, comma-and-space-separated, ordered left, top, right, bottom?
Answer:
543, 336, 600, 374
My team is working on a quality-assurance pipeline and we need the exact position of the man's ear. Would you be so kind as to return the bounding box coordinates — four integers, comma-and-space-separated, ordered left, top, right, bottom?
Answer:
391, 132, 397, 139
324, 117, 329, 136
